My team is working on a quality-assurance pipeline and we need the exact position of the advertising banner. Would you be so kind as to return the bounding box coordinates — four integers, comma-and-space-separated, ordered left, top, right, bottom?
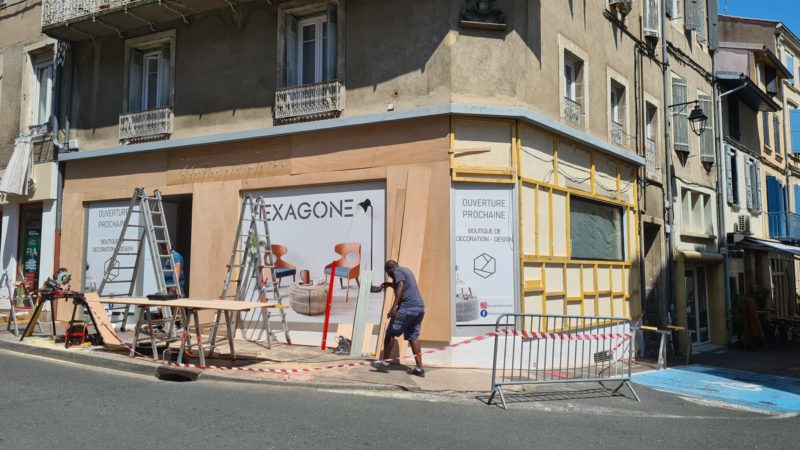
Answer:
251, 183, 386, 343
84, 202, 157, 296
453, 184, 516, 326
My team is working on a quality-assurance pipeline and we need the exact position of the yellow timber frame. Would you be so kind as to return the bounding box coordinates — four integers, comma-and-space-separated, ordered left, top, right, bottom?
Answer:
450, 117, 641, 321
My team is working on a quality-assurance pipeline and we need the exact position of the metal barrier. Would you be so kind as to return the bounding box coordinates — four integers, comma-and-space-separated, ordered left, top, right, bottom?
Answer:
488, 313, 639, 409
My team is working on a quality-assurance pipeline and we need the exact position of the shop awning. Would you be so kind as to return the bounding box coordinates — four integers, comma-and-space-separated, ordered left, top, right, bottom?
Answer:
739, 236, 800, 258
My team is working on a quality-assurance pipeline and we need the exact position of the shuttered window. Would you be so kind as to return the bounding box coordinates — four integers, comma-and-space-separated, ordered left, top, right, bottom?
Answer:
744, 157, 763, 212
684, 0, 698, 31
696, 0, 706, 43
763, 112, 772, 148
788, 54, 795, 84
794, 185, 800, 214
643, 0, 660, 38
128, 43, 171, 113
726, 146, 739, 205
672, 77, 689, 153
699, 93, 713, 162
286, 7, 337, 88
791, 109, 800, 153
773, 114, 781, 155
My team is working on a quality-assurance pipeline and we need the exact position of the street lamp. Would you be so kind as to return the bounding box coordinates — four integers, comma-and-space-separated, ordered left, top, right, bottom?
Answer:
358, 199, 374, 271
668, 100, 709, 136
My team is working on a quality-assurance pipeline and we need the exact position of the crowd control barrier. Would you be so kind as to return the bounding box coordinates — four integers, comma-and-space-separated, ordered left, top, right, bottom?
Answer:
488, 313, 639, 409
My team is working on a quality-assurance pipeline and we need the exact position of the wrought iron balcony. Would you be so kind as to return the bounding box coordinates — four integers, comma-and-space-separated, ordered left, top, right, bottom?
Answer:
42, 0, 139, 27
275, 80, 344, 121
563, 97, 583, 126
767, 211, 800, 243
645, 138, 658, 180
119, 107, 173, 143
610, 120, 625, 146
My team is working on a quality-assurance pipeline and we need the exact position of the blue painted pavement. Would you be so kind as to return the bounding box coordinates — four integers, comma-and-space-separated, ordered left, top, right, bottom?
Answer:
633, 365, 800, 414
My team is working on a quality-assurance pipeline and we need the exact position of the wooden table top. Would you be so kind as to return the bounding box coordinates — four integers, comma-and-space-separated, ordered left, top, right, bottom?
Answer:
97, 298, 288, 311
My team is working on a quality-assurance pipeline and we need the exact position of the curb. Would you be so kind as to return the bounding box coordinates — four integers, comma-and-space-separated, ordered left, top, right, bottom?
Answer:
0, 337, 419, 392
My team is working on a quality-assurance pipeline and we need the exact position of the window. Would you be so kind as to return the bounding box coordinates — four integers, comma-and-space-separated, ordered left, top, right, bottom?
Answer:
126, 37, 172, 113
762, 112, 772, 149
610, 80, 626, 145
744, 156, 763, 212
699, 92, 713, 162
791, 107, 800, 154
794, 185, 800, 213
696, 0, 706, 43
774, 114, 782, 155
666, 0, 678, 19
563, 51, 584, 125
569, 197, 623, 261
681, 188, 714, 236
286, 7, 337, 87
788, 53, 795, 85
765, 66, 778, 96
643, 0, 659, 38
671, 76, 689, 153
645, 103, 658, 179
728, 97, 741, 140
32, 53, 53, 126
726, 146, 740, 205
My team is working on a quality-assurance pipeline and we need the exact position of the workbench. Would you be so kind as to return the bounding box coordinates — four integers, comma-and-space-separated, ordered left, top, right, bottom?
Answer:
99, 298, 287, 366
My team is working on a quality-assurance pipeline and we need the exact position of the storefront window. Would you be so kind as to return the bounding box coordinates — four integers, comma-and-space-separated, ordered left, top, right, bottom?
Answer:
569, 197, 623, 261
18, 204, 43, 288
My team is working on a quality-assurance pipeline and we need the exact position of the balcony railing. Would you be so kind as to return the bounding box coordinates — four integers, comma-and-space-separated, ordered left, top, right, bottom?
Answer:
767, 211, 800, 243
275, 80, 344, 121
645, 138, 658, 180
563, 97, 582, 126
42, 0, 142, 27
611, 120, 624, 146
119, 107, 173, 143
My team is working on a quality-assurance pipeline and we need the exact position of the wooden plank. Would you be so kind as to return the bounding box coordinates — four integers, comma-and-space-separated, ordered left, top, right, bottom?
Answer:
376, 167, 431, 359
349, 270, 373, 356
83, 292, 123, 347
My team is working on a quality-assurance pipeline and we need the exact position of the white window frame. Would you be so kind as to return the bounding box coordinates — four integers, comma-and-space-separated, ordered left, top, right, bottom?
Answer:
296, 15, 327, 86
123, 30, 175, 114
32, 53, 54, 126
141, 49, 166, 111
565, 59, 577, 101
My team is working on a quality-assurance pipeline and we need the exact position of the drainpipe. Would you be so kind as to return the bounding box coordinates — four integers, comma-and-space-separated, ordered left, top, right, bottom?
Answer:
660, 0, 675, 327
715, 76, 747, 344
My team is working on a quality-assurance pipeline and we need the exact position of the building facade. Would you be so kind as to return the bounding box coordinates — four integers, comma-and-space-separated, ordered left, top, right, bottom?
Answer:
0, 0, 62, 301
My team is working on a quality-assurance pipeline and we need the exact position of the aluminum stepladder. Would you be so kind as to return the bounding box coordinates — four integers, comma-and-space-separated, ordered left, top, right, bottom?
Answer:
1, 272, 42, 336
210, 194, 291, 353
98, 188, 182, 338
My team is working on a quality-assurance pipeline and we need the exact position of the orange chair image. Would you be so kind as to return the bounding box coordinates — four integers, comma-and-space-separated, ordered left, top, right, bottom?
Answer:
324, 242, 361, 302
268, 244, 297, 287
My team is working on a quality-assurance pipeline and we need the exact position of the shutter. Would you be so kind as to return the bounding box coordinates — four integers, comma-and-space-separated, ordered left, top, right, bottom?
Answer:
128, 49, 143, 112
699, 94, 714, 161
791, 109, 800, 153
672, 77, 689, 152
725, 147, 734, 204
643, 0, 660, 38
696, 0, 706, 43
794, 185, 800, 213
787, 55, 794, 83
767, 175, 779, 213
666, 0, 674, 18
707, 0, 719, 50
755, 162, 763, 211
325, 5, 337, 81
684, 0, 697, 31
159, 43, 171, 108
286, 14, 298, 87
774, 114, 781, 154
762, 112, 771, 147
745, 158, 753, 210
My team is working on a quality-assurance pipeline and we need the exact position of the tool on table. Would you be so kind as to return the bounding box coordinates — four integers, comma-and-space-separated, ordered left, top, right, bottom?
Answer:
213, 194, 291, 351
97, 188, 182, 334
1, 271, 43, 336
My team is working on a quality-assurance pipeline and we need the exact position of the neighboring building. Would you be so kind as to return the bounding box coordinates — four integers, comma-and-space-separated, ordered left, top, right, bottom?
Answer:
42, 0, 653, 363
0, 0, 61, 295
717, 15, 796, 341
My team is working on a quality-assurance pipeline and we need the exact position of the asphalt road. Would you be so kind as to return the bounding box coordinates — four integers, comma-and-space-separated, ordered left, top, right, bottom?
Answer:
0, 350, 796, 449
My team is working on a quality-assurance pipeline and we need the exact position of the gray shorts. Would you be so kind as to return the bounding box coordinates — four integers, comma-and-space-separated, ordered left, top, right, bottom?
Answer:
387, 310, 424, 341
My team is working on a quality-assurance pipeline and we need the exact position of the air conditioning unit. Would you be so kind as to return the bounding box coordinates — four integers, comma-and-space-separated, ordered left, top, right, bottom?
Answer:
609, 0, 634, 16
735, 215, 752, 234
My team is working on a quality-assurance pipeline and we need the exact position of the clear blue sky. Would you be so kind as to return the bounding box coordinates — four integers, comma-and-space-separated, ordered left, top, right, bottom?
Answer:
720, 0, 800, 36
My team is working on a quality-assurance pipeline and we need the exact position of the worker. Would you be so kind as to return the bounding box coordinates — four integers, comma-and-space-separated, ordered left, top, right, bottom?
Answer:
164, 247, 186, 297
370, 259, 425, 377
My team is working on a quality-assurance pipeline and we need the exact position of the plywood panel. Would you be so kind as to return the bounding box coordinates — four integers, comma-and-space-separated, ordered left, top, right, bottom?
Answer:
524, 293, 543, 314
521, 184, 536, 255
598, 294, 612, 317
519, 125, 554, 181
566, 300, 581, 316
583, 294, 596, 316
566, 265, 581, 297
557, 142, 591, 193
452, 119, 513, 168
546, 298, 563, 315
537, 188, 550, 256
582, 266, 594, 292
597, 266, 611, 291
613, 296, 625, 318
552, 191, 568, 257
612, 267, 624, 292
523, 263, 541, 281
545, 264, 564, 292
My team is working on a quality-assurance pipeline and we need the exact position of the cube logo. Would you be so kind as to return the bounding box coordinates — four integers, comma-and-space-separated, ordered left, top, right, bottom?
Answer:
473, 253, 496, 279
104, 257, 120, 281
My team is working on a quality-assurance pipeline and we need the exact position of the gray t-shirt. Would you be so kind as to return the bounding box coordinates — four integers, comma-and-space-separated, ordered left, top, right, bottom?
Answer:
392, 266, 425, 312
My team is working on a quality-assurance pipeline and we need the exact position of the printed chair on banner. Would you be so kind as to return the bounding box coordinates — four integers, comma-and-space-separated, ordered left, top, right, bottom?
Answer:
324, 242, 361, 302
269, 244, 297, 287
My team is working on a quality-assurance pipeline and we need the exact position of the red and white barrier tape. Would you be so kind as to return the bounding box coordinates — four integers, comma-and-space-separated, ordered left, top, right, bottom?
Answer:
498, 329, 632, 340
